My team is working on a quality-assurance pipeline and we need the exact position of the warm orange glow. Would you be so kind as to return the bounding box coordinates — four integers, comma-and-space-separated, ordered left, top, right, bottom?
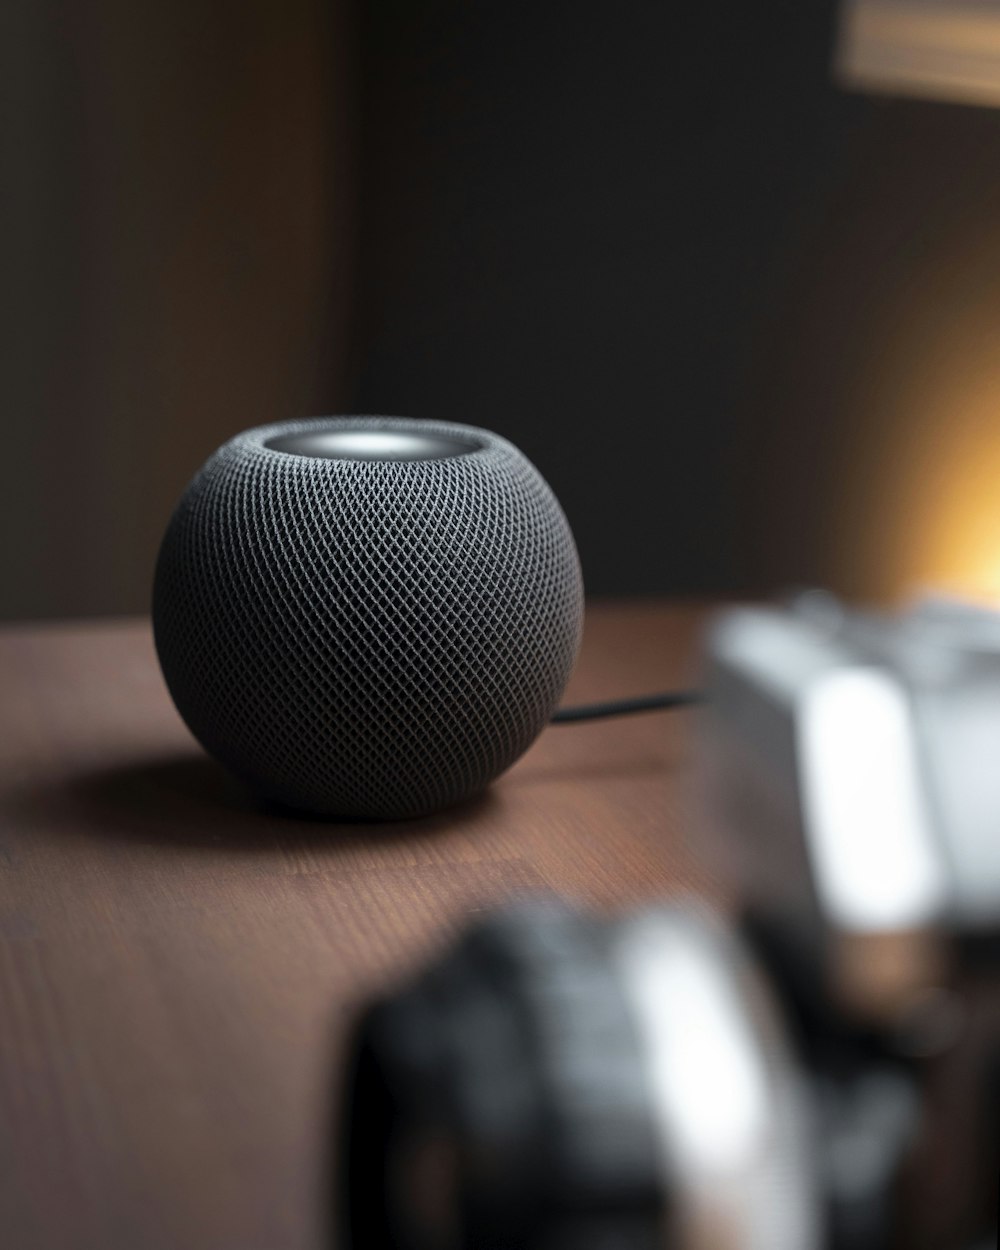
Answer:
830, 228, 1000, 603
855, 368, 1000, 601
828, 3, 1000, 604
901, 424, 1000, 602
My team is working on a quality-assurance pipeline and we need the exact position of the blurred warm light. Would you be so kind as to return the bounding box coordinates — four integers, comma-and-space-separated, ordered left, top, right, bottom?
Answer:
910, 440, 1000, 602
837, 0, 1000, 109
876, 360, 1000, 601
831, 235, 1000, 603
827, 0, 1000, 603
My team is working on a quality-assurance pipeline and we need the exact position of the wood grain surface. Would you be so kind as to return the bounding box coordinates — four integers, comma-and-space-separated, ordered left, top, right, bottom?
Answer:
0, 601, 721, 1250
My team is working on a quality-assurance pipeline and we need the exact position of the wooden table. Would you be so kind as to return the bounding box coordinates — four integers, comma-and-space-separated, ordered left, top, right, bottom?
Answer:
0, 601, 720, 1250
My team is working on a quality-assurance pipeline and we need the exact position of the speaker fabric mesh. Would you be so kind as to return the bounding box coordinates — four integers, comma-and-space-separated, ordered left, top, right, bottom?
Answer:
153, 417, 584, 819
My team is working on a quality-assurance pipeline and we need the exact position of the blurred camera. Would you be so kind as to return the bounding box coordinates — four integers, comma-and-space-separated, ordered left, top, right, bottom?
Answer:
337, 594, 1000, 1250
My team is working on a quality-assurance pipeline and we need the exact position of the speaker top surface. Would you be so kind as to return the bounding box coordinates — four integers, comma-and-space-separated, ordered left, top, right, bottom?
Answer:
265, 425, 483, 462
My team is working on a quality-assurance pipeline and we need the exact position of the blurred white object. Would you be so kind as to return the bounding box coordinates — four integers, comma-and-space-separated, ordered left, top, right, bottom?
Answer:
835, 0, 1000, 108
702, 591, 1000, 1021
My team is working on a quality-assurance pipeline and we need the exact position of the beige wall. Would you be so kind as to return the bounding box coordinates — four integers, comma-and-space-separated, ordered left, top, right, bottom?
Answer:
2, 0, 355, 619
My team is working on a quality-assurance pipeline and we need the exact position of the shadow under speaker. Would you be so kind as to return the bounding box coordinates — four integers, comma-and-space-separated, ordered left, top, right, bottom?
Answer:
152, 416, 584, 819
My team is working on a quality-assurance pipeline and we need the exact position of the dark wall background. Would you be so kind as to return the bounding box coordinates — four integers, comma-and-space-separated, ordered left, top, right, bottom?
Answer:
1, 0, 355, 620
349, 0, 856, 596
347, 0, 1000, 600
7, 0, 1000, 616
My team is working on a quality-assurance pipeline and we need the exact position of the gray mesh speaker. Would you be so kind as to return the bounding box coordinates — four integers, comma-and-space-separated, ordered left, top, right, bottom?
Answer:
152, 416, 584, 819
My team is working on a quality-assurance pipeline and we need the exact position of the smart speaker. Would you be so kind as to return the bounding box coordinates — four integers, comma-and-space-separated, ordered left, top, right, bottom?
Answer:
152, 416, 584, 819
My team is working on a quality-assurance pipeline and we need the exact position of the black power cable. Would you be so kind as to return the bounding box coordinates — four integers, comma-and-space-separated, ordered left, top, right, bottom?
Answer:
550, 690, 704, 723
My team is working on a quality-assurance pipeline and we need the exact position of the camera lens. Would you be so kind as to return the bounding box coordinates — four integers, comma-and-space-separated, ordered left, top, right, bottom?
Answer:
336, 901, 821, 1250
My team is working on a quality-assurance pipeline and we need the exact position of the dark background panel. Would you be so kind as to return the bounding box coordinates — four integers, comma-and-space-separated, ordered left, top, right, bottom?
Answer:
6, 0, 1000, 616
348, 0, 1000, 600
349, 0, 856, 595
0, 0, 354, 620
